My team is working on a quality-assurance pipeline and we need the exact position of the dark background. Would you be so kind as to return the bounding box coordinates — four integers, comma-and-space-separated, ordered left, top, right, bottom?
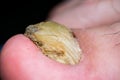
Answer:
1, 0, 63, 45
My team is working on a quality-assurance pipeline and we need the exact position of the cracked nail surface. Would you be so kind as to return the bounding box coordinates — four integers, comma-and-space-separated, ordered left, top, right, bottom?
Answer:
24, 21, 82, 65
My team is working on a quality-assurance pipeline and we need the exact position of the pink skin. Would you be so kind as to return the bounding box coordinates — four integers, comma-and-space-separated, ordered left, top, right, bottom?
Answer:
1, 0, 120, 80
49, 0, 120, 28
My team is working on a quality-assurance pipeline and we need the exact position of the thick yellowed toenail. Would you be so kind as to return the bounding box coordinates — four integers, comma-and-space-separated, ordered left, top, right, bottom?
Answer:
24, 21, 82, 65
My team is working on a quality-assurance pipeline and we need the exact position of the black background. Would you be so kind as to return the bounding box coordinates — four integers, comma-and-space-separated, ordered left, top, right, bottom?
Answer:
1, 0, 63, 45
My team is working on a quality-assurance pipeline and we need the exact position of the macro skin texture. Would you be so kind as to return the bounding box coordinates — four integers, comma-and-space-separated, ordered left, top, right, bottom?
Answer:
24, 21, 82, 65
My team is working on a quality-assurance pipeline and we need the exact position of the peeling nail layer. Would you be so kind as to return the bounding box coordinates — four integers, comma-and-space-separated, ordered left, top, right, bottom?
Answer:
24, 21, 82, 65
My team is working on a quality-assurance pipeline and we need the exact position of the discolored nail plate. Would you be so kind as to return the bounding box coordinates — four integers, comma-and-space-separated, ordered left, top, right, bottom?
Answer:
24, 21, 82, 65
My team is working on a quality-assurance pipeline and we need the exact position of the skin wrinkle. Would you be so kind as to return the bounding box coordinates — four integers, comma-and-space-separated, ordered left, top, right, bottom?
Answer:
114, 34, 120, 47
105, 31, 120, 35
100, 24, 120, 49
104, 33, 120, 48
103, 31, 120, 48
111, 0, 120, 14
